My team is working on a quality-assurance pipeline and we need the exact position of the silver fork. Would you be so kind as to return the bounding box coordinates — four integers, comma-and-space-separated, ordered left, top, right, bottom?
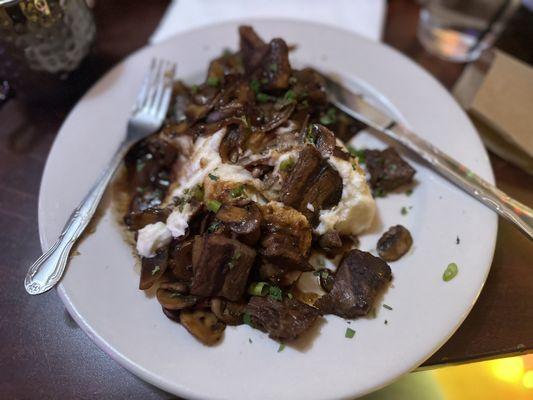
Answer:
24, 58, 177, 295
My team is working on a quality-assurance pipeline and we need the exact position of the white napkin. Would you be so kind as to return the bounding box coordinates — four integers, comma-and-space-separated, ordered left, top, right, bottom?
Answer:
150, 0, 386, 44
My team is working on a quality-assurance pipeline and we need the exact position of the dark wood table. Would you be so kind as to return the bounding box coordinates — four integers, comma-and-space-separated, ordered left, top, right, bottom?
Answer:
1, 1, 531, 398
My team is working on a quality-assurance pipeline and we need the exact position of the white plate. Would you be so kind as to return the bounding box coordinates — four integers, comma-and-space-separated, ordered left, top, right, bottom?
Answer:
39, 19, 497, 400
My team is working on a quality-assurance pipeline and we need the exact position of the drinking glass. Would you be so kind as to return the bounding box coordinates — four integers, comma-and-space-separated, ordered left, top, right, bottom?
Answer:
417, 0, 521, 62
0, 0, 95, 102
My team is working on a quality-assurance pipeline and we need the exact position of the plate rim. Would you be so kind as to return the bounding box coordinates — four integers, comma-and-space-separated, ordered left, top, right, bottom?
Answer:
38, 17, 498, 400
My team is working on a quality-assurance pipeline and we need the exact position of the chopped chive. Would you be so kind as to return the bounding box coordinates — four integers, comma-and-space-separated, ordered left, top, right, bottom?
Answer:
347, 146, 366, 163
374, 188, 386, 198
283, 89, 296, 102
208, 173, 219, 181
136, 161, 145, 172
230, 185, 245, 198
319, 107, 337, 125
288, 76, 297, 85
207, 220, 221, 233
277, 343, 285, 352
268, 285, 283, 301
401, 206, 408, 216
151, 265, 160, 276
287, 293, 293, 299
190, 84, 199, 94
345, 327, 356, 339
191, 184, 204, 201
248, 282, 269, 296
243, 312, 252, 326
207, 76, 220, 87
279, 158, 295, 172
456, 236, 460, 245
301, 99, 309, 107
256, 92, 270, 103
383, 304, 393, 311
305, 125, 316, 144
406, 189, 413, 196
222, 48, 232, 57
206, 199, 222, 213
250, 79, 260, 93
269, 63, 278, 72
384, 320, 388, 325
227, 250, 241, 270
248, 338, 253, 344
240, 115, 250, 128
443, 262, 458, 282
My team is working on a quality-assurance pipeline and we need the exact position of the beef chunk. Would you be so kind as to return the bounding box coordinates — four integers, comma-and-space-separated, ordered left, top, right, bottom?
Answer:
260, 232, 312, 271
377, 225, 413, 262
318, 231, 343, 253
280, 145, 343, 225
246, 296, 321, 341
316, 249, 392, 318
365, 147, 415, 193
190, 234, 256, 301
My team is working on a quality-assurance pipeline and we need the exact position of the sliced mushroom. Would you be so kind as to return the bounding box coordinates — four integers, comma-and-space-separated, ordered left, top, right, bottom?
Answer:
258, 38, 291, 91
180, 310, 226, 346
239, 25, 268, 73
139, 247, 168, 290
156, 288, 198, 310
377, 225, 413, 261
210, 298, 247, 325
365, 147, 416, 193
162, 307, 181, 322
124, 207, 170, 230
168, 239, 194, 281
216, 203, 262, 245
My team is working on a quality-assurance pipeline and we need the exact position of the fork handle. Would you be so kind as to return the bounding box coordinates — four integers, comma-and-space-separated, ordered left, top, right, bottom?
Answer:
24, 142, 130, 295
385, 122, 533, 240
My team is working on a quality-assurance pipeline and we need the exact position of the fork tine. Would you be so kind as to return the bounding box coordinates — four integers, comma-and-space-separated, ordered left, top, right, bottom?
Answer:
134, 58, 156, 112
143, 58, 164, 111
153, 61, 176, 118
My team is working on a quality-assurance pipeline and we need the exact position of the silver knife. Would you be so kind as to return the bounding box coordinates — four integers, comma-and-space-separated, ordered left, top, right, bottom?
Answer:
323, 75, 533, 240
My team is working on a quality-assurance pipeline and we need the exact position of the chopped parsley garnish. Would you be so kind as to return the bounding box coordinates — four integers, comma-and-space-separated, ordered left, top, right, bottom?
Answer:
301, 99, 309, 107
207, 220, 221, 233
250, 79, 260, 94
319, 107, 337, 125
443, 263, 458, 282
347, 146, 366, 163
384, 320, 388, 325
277, 343, 285, 352
243, 312, 252, 326
222, 48, 232, 57
151, 265, 160, 276
383, 304, 393, 311
248, 338, 253, 344
279, 158, 295, 172
287, 292, 293, 299
230, 185, 245, 198
268, 285, 283, 301
345, 327, 356, 339
406, 189, 413, 196
190, 84, 199, 94
401, 206, 408, 216
206, 76, 220, 87
206, 199, 222, 213
240, 115, 250, 128
456, 236, 460, 245
269, 63, 278, 72
208, 173, 219, 181
288, 76, 297, 85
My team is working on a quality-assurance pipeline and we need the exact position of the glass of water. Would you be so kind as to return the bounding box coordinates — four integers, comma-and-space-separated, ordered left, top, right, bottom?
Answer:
417, 0, 521, 62
0, 0, 95, 102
